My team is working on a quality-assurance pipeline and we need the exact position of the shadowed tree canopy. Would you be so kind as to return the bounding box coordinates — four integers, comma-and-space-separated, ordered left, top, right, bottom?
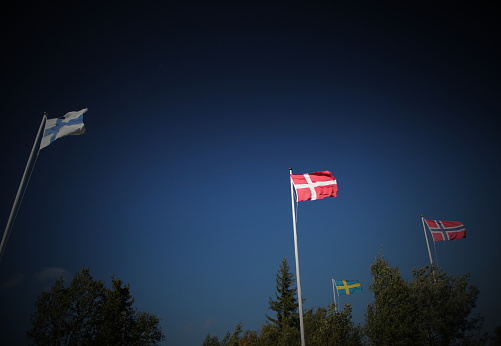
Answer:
261, 257, 300, 345
202, 257, 362, 345
365, 254, 485, 346
27, 267, 165, 345
266, 257, 299, 330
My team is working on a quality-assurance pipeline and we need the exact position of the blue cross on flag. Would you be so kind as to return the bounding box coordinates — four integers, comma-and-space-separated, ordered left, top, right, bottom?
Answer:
40, 108, 87, 149
425, 219, 466, 241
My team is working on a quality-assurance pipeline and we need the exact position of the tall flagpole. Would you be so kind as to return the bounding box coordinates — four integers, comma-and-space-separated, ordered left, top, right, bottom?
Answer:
421, 215, 434, 266
289, 168, 305, 346
0, 114, 46, 263
331, 277, 338, 312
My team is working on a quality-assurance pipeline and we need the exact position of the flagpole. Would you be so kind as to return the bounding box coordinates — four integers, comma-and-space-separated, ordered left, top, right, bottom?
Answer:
289, 168, 305, 346
0, 114, 46, 263
421, 215, 434, 266
331, 277, 338, 312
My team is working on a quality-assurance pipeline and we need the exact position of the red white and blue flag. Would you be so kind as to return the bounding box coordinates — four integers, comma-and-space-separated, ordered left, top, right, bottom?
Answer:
425, 219, 466, 241
291, 171, 338, 202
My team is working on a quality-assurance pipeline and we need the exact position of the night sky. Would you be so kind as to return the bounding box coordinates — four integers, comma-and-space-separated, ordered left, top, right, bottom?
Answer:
1, 2, 500, 345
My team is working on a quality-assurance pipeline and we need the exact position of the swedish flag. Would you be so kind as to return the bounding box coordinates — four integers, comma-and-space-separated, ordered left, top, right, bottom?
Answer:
334, 280, 362, 295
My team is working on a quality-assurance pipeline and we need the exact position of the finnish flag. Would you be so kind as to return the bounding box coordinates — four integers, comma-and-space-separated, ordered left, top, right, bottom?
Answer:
40, 108, 87, 149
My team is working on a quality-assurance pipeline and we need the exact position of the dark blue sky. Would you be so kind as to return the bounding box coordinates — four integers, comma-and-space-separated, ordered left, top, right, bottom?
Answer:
1, 2, 500, 345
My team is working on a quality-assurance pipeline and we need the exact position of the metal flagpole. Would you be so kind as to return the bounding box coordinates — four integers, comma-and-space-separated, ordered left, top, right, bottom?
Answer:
331, 277, 338, 312
0, 114, 46, 263
421, 215, 434, 266
289, 168, 305, 346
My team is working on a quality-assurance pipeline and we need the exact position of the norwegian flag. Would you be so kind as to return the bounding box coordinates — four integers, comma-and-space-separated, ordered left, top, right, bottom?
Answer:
425, 219, 467, 241
291, 171, 338, 202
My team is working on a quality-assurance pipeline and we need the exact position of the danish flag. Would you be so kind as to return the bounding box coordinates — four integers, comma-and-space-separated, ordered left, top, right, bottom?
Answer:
291, 171, 338, 202
425, 219, 466, 241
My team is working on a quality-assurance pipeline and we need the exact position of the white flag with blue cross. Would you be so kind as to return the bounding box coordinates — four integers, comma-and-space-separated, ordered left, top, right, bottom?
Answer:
40, 108, 87, 149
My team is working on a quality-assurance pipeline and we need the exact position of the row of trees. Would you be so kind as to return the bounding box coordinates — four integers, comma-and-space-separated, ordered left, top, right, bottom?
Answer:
25, 256, 498, 345
27, 268, 165, 345
203, 255, 496, 345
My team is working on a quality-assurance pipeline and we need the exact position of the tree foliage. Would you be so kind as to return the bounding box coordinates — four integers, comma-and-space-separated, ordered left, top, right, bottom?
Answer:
409, 266, 485, 345
202, 257, 362, 346
365, 253, 485, 346
202, 323, 243, 346
266, 257, 299, 330
303, 303, 362, 346
27, 267, 165, 345
365, 255, 418, 345
261, 257, 300, 345
492, 325, 501, 346
201, 255, 490, 345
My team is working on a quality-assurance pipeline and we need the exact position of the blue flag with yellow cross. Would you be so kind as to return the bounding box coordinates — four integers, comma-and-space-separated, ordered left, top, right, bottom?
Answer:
334, 280, 362, 295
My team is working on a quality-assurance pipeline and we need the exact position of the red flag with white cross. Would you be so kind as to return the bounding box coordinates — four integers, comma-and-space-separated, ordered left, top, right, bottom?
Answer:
290, 171, 338, 202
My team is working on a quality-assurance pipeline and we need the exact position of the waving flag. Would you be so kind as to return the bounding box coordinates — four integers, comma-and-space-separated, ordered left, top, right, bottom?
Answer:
425, 219, 466, 241
291, 171, 338, 202
40, 108, 87, 149
335, 280, 362, 295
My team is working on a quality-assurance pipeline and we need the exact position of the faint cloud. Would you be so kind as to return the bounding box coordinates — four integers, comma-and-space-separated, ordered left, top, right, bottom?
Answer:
0, 272, 25, 289
35, 267, 69, 282
184, 322, 194, 332
204, 318, 217, 329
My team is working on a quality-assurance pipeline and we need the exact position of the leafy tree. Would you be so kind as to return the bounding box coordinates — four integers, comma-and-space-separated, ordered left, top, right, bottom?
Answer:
409, 266, 485, 345
201, 258, 363, 346
492, 325, 501, 346
365, 254, 420, 345
304, 303, 362, 346
202, 323, 243, 346
202, 334, 223, 346
27, 267, 165, 345
365, 253, 485, 346
238, 329, 260, 346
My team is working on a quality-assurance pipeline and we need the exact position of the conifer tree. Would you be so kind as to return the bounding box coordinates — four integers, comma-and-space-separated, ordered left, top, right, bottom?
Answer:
266, 257, 299, 330
261, 257, 300, 345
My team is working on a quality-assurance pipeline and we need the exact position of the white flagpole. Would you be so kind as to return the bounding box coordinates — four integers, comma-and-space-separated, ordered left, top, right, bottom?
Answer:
421, 215, 434, 266
0, 114, 46, 263
331, 277, 338, 312
289, 168, 305, 346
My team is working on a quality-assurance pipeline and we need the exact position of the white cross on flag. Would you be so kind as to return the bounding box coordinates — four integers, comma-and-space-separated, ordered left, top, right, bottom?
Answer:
291, 171, 338, 202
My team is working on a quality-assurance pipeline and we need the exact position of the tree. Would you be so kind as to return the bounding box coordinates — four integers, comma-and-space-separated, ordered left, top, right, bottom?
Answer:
238, 329, 260, 346
261, 257, 300, 345
409, 266, 485, 345
266, 257, 299, 330
202, 323, 243, 346
365, 253, 485, 346
304, 303, 362, 346
27, 267, 165, 345
365, 254, 420, 346
200, 257, 363, 345
492, 325, 501, 346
